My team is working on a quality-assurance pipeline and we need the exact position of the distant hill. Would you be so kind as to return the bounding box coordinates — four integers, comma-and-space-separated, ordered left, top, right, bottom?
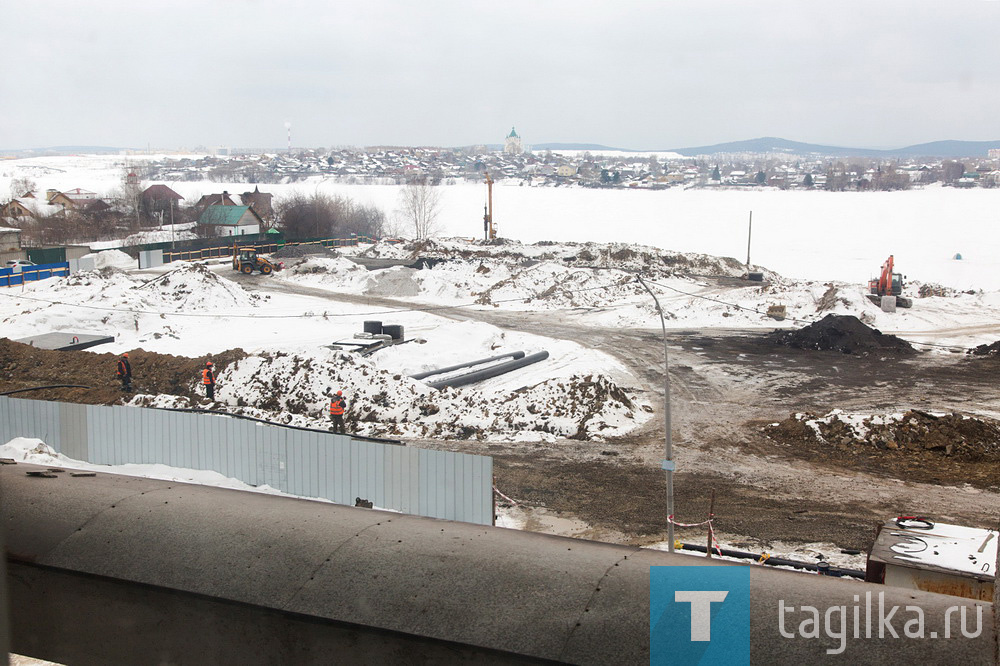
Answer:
0, 145, 125, 156
666, 136, 1000, 158
532, 142, 623, 152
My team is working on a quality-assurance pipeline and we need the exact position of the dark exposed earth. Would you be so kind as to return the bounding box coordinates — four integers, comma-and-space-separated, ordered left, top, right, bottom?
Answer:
5, 276, 1000, 555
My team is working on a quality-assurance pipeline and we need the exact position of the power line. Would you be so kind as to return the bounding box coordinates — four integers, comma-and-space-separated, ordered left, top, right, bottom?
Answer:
644, 278, 820, 326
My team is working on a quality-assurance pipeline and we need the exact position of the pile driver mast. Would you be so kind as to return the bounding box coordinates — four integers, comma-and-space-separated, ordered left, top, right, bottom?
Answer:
483, 173, 495, 240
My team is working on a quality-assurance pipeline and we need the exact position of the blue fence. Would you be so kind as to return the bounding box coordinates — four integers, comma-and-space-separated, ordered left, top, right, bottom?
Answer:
0, 262, 70, 287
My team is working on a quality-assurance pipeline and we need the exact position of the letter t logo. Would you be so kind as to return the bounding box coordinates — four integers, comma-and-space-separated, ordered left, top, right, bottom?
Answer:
675, 591, 729, 641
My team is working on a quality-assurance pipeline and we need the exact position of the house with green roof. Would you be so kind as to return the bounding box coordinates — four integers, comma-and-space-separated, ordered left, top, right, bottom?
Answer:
197, 204, 263, 236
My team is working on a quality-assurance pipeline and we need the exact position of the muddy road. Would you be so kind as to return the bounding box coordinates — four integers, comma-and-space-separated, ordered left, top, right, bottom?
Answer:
237, 272, 1000, 551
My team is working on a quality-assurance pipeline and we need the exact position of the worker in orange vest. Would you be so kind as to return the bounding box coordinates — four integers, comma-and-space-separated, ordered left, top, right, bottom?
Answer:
329, 390, 347, 433
116, 352, 132, 392
202, 361, 216, 401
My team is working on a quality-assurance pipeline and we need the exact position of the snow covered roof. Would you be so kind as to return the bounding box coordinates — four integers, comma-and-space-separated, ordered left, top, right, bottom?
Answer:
61, 187, 98, 200
870, 519, 997, 580
9, 196, 65, 217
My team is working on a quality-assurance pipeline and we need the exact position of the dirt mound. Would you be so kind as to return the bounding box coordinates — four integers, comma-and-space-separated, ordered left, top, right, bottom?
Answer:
969, 340, 1000, 356
0, 338, 245, 405
768, 410, 1000, 458
769, 314, 914, 355
273, 244, 338, 259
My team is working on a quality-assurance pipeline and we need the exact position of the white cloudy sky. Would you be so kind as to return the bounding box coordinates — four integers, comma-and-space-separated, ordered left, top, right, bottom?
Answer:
4, 1, 1000, 151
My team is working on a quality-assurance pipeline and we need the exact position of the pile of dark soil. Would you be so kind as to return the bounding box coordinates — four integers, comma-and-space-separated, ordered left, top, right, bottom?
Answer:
759, 409, 1000, 489
768, 314, 915, 355
969, 340, 1000, 356
0, 338, 244, 405
768, 410, 1000, 460
273, 243, 338, 259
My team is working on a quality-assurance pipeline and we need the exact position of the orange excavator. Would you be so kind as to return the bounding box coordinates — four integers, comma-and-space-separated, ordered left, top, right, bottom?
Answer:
867, 255, 912, 308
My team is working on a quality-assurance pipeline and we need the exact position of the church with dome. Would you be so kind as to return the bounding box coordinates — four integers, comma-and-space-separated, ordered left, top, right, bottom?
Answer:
503, 126, 524, 155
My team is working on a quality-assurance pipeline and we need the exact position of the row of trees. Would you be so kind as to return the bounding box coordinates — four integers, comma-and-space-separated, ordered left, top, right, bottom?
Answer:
6, 170, 443, 246
273, 181, 441, 240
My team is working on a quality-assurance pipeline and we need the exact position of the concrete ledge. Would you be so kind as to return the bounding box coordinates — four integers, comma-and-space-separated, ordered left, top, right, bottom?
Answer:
2, 463, 994, 664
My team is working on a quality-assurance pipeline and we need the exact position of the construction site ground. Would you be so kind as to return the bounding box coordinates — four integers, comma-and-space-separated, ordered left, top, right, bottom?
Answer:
6, 269, 1000, 555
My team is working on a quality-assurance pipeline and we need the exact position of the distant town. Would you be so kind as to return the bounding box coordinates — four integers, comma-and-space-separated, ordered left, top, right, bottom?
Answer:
3, 127, 1000, 252
139, 131, 1000, 192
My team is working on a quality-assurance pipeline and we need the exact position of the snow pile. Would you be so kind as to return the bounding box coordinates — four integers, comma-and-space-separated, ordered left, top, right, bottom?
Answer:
279, 256, 367, 282
134, 262, 266, 311
34, 262, 266, 314
353, 240, 415, 260
362, 238, 762, 280
271, 238, 1000, 342
0, 437, 292, 496
0, 264, 269, 353
85, 249, 137, 270
123, 228, 199, 246
129, 346, 650, 441
473, 263, 642, 309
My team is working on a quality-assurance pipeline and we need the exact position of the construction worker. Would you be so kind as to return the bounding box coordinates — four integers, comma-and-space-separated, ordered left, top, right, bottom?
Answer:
329, 390, 347, 434
116, 353, 132, 392
202, 361, 216, 401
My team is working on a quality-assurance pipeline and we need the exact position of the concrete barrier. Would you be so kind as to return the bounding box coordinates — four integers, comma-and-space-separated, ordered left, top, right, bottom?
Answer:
3, 464, 994, 664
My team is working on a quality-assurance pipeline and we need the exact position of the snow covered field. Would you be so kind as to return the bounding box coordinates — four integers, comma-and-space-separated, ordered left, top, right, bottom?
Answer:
3, 153, 999, 289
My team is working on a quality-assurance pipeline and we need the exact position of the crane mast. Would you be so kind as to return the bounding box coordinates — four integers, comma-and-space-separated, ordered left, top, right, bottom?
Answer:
483, 173, 495, 240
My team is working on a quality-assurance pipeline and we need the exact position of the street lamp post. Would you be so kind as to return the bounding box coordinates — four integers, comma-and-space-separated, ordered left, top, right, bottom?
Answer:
636, 275, 675, 552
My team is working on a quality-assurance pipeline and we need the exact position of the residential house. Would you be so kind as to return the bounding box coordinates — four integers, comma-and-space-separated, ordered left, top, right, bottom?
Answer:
60, 188, 99, 203
198, 205, 262, 236
194, 191, 239, 209
142, 184, 184, 219
47, 192, 78, 208
0, 195, 66, 221
240, 186, 274, 222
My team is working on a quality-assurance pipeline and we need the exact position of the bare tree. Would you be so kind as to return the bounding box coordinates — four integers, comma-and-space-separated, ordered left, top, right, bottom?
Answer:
397, 182, 441, 239
9, 175, 36, 199
115, 168, 144, 231
276, 191, 386, 240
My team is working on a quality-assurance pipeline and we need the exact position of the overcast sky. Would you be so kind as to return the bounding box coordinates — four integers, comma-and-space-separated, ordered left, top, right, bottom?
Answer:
4, 1, 1000, 151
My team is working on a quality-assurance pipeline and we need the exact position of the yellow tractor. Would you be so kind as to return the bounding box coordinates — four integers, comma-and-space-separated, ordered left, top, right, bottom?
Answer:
232, 247, 282, 275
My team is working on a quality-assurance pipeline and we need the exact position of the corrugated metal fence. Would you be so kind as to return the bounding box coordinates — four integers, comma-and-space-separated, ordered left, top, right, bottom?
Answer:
0, 396, 494, 525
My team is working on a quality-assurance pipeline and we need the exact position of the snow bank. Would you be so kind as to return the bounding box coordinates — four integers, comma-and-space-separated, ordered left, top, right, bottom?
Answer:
129, 345, 651, 441
83, 249, 137, 270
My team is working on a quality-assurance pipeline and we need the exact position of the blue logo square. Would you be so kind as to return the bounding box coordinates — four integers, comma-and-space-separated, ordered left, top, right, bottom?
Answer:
650, 566, 750, 665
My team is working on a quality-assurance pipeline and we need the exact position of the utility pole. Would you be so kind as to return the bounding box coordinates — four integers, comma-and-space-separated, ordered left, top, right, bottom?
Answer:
484, 172, 495, 240
746, 210, 752, 270
636, 275, 674, 553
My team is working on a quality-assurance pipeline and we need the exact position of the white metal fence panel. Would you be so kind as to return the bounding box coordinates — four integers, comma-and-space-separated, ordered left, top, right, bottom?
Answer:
138, 250, 164, 269
0, 396, 493, 525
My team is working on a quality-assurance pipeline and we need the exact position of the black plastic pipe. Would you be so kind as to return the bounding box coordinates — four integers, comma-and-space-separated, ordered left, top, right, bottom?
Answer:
427, 351, 549, 390
679, 542, 865, 579
410, 351, 526, 380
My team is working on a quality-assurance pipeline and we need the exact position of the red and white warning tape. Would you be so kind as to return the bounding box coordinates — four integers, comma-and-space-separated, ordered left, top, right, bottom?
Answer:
493, 486, 520, 506
668, 514, 724, 557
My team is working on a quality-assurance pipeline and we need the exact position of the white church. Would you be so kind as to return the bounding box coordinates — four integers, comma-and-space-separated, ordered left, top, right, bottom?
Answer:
504, 126, 524, 155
